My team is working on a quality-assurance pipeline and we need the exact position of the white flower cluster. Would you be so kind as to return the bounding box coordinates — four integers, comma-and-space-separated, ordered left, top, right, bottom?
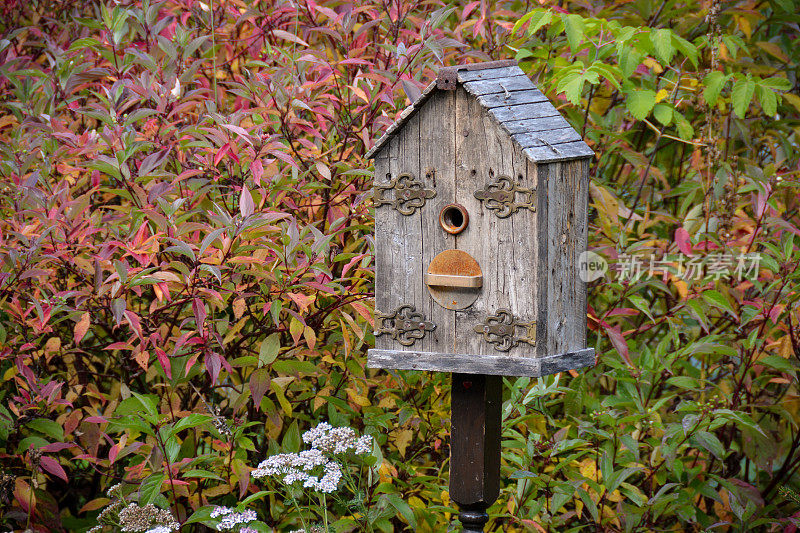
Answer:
251, 422, 372, 494
210, 506, 257, 531
301, 422, 373, 455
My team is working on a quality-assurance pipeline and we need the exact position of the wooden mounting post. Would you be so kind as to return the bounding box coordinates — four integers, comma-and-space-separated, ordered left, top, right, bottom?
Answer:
450, 373, 502, 532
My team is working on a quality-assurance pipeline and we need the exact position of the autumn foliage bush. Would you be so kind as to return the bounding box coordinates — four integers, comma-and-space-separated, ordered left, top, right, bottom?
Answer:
0, 0, 799, 531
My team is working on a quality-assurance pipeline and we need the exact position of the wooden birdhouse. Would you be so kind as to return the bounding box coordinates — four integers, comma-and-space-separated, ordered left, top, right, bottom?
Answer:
367, 60, 595, 377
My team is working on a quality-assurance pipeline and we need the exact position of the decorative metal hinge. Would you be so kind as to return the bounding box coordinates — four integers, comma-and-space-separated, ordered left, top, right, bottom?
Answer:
375, 172, 436, 216
473, 175, 536, 218
375, 305, 436, 346
473, 309, 536, 352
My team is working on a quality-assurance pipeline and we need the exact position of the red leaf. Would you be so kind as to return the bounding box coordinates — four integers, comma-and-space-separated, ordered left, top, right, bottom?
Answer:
249, 368, 270, 410
606, 325, 632, 366
214, 143, 230, 166
675, 227, 693, 256
192, 298, 207, 332
40, 456, 68, 482
156, 348, 171, 379
74, 312, 90, 344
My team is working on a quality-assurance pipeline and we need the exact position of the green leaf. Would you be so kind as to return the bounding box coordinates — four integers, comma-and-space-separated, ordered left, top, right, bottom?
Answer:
703, 71, 728, 105
701, 289, 737, 318
619, 46, 642, 78
759, 76, 792, 91
731, 77, 756, 118
258, 333, 281, 367
653, 103, 673, 125
691, 431, 726, 460
628, 294, 655, 323
626, 89, 656, 120
563, 14, 585, 53
652, 28, 674, 64
756, 84, 778, 116
172, 413, 212, 434
182, 469, 224, 481
384, 493, 418, 528
675, 114, 694, 140
138, 473, 166, 505
282, 420, 300, 453
759, 355, 795, 373
131, 391, 159, 418
26, 418, 64, 442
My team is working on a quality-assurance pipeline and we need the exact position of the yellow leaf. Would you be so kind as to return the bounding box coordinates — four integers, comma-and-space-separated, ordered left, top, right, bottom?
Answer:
378, 460, 398, 483
135, 350, 149, 371
44, 337, 61, 354
655, 89, 669, 103
346, 388, 370, 407
783, 93, 800, 113
757, 41, 789, 62
643, 57, 663, 74
394, 428, 413, 458
303, 326, 316, 350
737, 16, 752, 40
232, 297, 246, 319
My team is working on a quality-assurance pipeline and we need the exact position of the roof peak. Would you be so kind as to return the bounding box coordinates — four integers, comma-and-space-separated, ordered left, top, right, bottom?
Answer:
365, 60, 594, 163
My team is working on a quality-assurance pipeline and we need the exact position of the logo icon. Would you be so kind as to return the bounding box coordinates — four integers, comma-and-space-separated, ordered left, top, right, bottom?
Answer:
578, 251, 607, 282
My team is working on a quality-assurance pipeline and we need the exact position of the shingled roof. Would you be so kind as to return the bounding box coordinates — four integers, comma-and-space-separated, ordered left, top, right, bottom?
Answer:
365, 60, 594, 163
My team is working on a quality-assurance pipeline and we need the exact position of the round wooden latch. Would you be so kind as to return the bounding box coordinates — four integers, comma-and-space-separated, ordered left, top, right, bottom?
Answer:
425, 249, 483, 310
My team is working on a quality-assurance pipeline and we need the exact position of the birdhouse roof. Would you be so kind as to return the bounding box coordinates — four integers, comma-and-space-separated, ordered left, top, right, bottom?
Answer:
365, 60, 594, 163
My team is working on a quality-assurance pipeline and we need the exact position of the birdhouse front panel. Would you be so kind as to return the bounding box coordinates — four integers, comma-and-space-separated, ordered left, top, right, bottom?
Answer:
369, 61, 595, 377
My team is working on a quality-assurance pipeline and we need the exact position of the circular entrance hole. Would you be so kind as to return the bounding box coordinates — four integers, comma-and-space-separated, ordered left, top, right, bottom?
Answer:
439, 204, 469, 235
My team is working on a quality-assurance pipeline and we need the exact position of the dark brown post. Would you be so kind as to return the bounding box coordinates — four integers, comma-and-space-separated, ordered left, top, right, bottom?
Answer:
450, 373, 502, 532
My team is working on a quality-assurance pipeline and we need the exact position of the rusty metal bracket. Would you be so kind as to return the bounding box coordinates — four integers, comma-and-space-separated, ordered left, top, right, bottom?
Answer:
473, 175, 536, 218
375, 305, 435, 346
473, 309, 536, 352
375, 172, 436, 216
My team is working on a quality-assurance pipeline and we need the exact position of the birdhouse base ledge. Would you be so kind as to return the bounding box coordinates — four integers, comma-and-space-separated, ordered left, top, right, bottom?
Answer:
367, 348, 595, 378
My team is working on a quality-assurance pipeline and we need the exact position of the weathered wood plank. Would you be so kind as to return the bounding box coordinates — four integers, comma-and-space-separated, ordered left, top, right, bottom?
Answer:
488, 102, 560, 123
453, 85, 538, 358
523, 140, 594, 163
462, 75, 534, 96
367, 348, 595, 377
457, 65, 525, 82
498, 115, 572, 136
543, 159, 589, 355
457, 66, 524, 82
374, 114, 425, 351
419, 90, 456, 353
477, 89, 547, 108
512, 127, 582, 148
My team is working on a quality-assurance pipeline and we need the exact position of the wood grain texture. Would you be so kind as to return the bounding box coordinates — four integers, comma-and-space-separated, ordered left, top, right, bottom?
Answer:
367, 348, 595, 377
419, 90, 456, 353
523, 140, 594, 163
457, 65, 525, 82
488, 102, 560, 123
513, 127, 582, 148
543, 158, 589, 355
374, 113, 425, 351
450, 374, 501, 506
476, 89, 547, 108
454, 85, 538, 358
499, 115, 571, 135
461, 75, 533, 96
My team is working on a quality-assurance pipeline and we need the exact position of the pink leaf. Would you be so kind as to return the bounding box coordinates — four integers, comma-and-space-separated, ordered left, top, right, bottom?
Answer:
40, 442, 75, 453
251, 159, 263, 184
192, 298, 206, 332
205, 352, 221, 385
240, 185, 254, 217
675, 227, 693, 256
40, 456, 68, 482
